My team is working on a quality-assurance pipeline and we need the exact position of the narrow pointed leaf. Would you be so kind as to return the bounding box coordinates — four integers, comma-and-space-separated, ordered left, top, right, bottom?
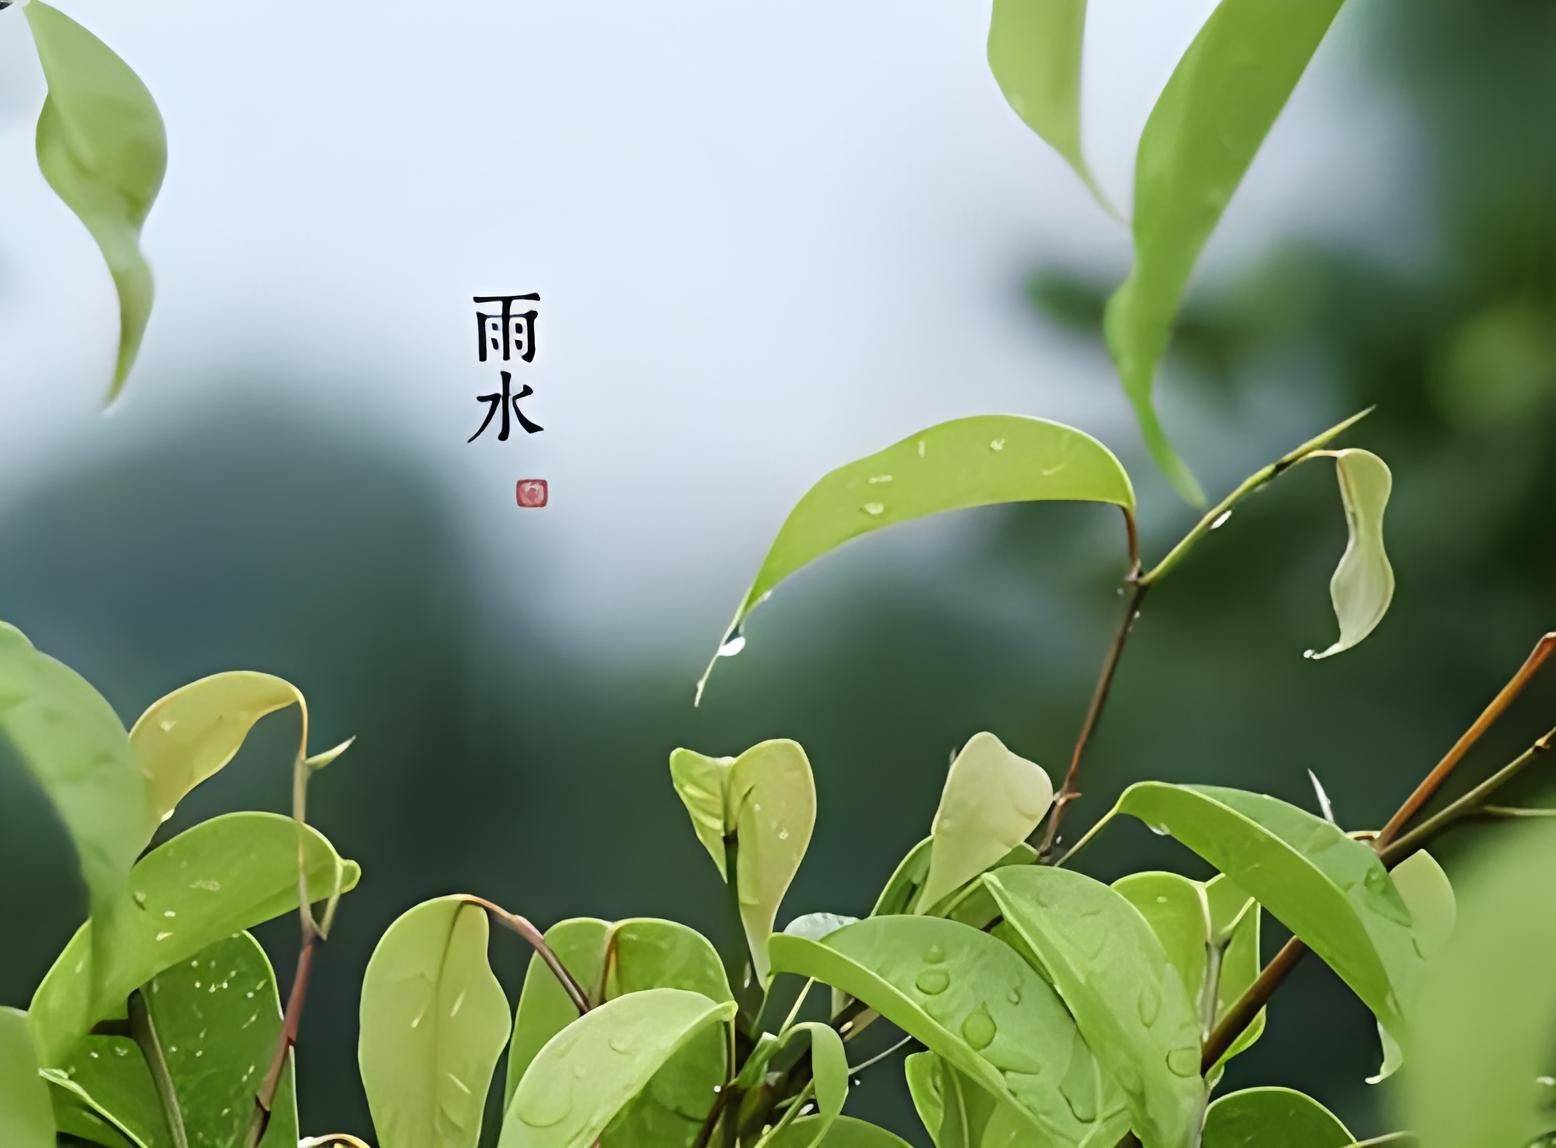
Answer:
769, 916, 1128, 1146
1114, 783, 1421, 1033
498, 989, 736, 1148
1103, 0, 1345, 502
505, 919, 729, 1146
130, 671, 341, 824
0, 1007, 54, 1147
758, 1022, 848, 1148
1309, 449, 1394, 659
361, 897, 511, 1148
25, 1, 166, 399
986, 868, 1205, 1148
1200, 1087, 1350, 1147
987, 0, 1113, 213
764, 1117, 914, 1148
1368, 850, 1454, 1084
1112, 872, 1263, 1072
29, 812, 360, 1064
667, 748, 731, 876
699, 416, 1134, 699
917, 732, 1053, 913
0, 622, 154, 953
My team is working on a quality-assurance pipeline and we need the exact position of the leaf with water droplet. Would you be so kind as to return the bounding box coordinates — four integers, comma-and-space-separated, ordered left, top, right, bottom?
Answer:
24, 1, 166, 400
769, 916, 1128, 1145
29, 812, 360, 1066
696, 416, 1134, 701
917, 732, 1053, 914
986, 867, 1205, 1148
1102, 0, 1345, 502
505, 918, 729, 1145
763, 1116, 914, 1148
360, 898, 511, 1148
130, 671, 354, 825
498, 989, 736, 1148
667, 741, 815, 985
1200, 1087, 1351, 1146
1113, 783, 1423, 1035
0, 1007, 54, 1147
1307, 449, 1394, 660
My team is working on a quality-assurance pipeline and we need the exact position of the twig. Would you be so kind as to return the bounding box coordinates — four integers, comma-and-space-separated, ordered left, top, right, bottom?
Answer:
129, 989, 189, 1148
461, 895, 591, 1015
247, 925, 318, 1147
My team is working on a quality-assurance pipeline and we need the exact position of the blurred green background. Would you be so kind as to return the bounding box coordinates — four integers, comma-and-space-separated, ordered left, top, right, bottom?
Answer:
1, 0, 1553, 1143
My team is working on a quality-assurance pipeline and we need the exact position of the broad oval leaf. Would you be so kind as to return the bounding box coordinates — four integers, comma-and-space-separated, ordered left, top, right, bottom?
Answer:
668, 740, 815, 984
987, 0, 1112, 214
917, 732, 1053, 913
498, 988, 736, 1148
697, 416, 1135, 700
986, 868, 1204, 1148
504, 917, 730, 1146
30, 811, 360, 1064
1200, 1087, 1350, 1147
769, 916, 1128, 1146
764, 1116, 913, 1148
360, 897, 511, 1148
1103, 0, 1345, 502
757, 1022, 848, 1148
1368, 849, 1455, 1084
25, 1, 167, 399
1112, 872, 1263, 1074
1308, 449, 1394, 660
904, 1051, 1025, 1148
0, 1007, 54, 1148
1114, 783, 1421, 1034
0, 622, 154, 951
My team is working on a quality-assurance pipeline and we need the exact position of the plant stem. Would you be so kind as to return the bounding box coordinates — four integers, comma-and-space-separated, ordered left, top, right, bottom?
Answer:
246, 925, 317, 1148
129, 989, 189, 1148
462, 894, 591, 1015
1201, 633, 1556, 1071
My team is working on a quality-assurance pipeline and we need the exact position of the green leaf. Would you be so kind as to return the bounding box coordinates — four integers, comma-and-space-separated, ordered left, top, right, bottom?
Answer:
762, 1116, 914, 1148
42, 1043, 165, 1148
0, 622, 154, 957
129, 671, 349, 825
1111, 872, 1263, 1073
697, 416, 1135, 701
1103, 0, 1345, 502
1368, 850, 1455, 1084
784, 913, 860, 942
360, 897, 512, 1148
1114, 783, 1421, 1034
1307, 449, 1394, 660
24, 1, 167, 400
498, 988, 736, 1148
49, 1087, 139, 1148
756, 1022, 849, 1148
873, 838, 1035, 920
769, 916, 1128, 1146
29, 811, 360, 1065
987, 0, 1113, 215
0, 1007, 54, 1148
985, 868, 1204, 1148
1200, 1087, 1350, 1147
916, 732, 1053, 913
668, 740, 815, 984
504, 918, 730, 1146
904, 1051, 1026, 1148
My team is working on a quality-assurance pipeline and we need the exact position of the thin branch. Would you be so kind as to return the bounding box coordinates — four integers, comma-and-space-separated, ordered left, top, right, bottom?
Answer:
1201, 934, 1305, 1072
129, 989, 189, 1148
461, 894, 592, 1016
246, 927, 318, 1147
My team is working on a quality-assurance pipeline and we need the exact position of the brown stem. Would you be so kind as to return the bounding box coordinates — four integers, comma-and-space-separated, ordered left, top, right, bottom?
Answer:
246, 925, 318, 1148
461, 895, 591, 1016
1038, 579, 1148, 859
1200, 935, 1306, 1072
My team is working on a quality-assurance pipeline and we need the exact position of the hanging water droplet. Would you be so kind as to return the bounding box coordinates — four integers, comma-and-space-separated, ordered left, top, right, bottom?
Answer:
861, 502, 886, 516
717, 633, 747, 659
1210, 509, 1233, 530
960, 1005, 997, 1050
1302, 649, 1317, 660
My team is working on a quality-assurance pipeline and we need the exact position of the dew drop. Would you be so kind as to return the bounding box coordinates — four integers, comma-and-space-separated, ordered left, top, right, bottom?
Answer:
867, 474, 893, 485
989, 439, 1006, 452
133, 891, 148, 909
916, 440, 927, 458
608, 1031, 638, 1054
717, 634, 747, 659
925, 944, 946, 964
518, 1080, 572, 1128
915, 969, 951, 996
1136, 985, 1161, 1026
1166, 1047, 1200, 1077
154, 931, 174, 942
960, 1005, 997, 1051
1210, 509, 1233, 530
861, 502, 886, 517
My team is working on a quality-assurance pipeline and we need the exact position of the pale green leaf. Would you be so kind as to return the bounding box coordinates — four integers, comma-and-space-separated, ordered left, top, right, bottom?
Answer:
0, 622, 154, 954
130, 671, 345, 825
30, 812, 360, 1065
504, 918, 730, 1147
667, 740, 815, 984
0, 1007, 54, 1148
25, 1, 166, 399
498, 988, 736, 1148
360, 897, 511, 1148
769, 916, 1129, 1146
986, 868, 1204, 1148
987, 0, 1113, 214
757, 1022, 848, 1148
763, 1116, 913, 1148
873, 837, 1035, 921
784, 913, 860, 942
1308, 449, 1394, 660
904, 1052, 1025, 1148
1368, 849, 1454, 1084
1112, 872, 1264, 1072
1200, 1087, 1350, 1147
917, 732, 1053, 913
42, 1045, 164, 1148
1114, 783, 1421, 1033
1103, 0, 1345, 502
698, 416, 1135, 701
